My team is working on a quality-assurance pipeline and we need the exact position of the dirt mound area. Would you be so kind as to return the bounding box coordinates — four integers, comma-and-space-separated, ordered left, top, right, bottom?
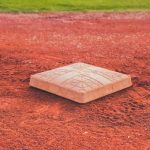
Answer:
0, 12, 150, 150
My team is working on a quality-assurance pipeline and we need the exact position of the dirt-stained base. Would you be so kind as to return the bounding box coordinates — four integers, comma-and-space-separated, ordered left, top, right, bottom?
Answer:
0, 12, 150, 150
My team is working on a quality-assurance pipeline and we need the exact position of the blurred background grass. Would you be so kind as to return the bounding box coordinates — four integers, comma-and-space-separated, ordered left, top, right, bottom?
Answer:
0, 0, 150, 12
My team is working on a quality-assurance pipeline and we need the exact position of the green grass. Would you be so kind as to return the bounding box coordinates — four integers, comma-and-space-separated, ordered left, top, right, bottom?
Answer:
0, 0, 150, 12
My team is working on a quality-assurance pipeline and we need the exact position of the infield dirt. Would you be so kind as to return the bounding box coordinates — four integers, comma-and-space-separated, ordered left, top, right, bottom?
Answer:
0, 12, 150, 150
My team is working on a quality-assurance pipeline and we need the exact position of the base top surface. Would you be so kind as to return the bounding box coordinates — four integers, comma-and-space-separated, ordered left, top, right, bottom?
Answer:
31, 63, 130, 93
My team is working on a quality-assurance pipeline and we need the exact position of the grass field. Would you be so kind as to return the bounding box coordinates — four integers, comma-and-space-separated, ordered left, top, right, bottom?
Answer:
0, 0, 150, 12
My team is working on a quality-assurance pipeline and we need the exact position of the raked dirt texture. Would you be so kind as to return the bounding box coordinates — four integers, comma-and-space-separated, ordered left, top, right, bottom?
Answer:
0, 12, 150, 149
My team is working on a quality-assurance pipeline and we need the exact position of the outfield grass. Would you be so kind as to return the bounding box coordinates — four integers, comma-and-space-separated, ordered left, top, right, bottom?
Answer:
0, 0, 150, 12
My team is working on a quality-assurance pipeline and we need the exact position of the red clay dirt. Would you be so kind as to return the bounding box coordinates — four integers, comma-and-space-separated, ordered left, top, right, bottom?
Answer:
0, 12, 150, 150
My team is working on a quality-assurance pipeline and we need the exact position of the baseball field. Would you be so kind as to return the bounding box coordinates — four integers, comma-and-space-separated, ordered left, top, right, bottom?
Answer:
0, 1, 150, 150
